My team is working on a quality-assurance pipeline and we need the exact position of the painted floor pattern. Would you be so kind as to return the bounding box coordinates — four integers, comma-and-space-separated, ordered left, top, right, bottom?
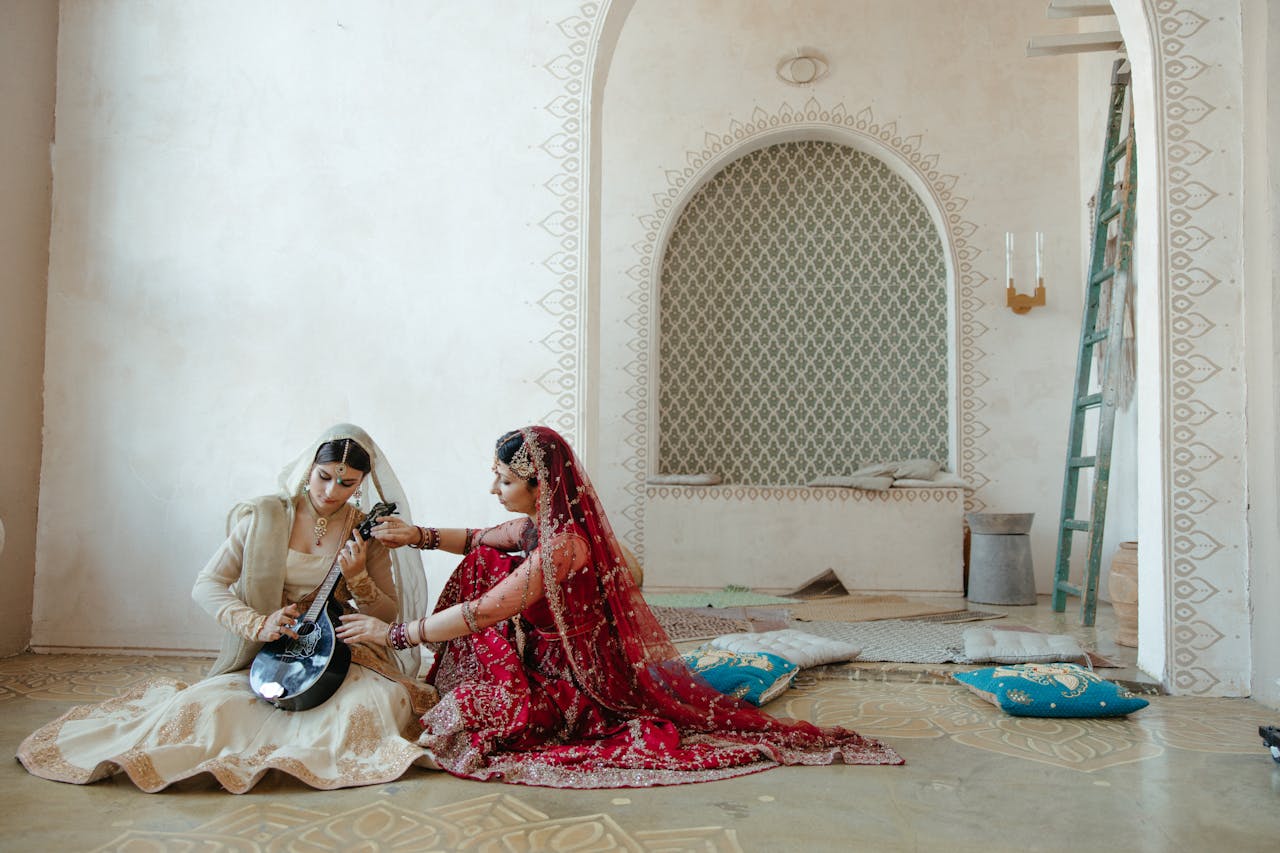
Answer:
4, 599, 1279, 852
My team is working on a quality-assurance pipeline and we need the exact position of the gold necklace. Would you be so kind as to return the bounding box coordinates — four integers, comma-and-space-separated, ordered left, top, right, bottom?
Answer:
303, 495, 347, 546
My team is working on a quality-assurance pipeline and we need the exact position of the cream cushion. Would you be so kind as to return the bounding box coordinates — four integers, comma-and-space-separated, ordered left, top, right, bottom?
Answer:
963, 627, 1084, 664
892, 473, 971, 488
850, 459, 942, 480
646, 473, 722, 485
711, 629, 861, 669
806, 475, 894, 491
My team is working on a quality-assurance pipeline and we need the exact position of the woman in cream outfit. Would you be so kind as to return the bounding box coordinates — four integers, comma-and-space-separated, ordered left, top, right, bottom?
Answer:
17, 424, 437, 792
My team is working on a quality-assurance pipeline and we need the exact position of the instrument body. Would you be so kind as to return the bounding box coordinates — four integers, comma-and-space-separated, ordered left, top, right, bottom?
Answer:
249, 501, 397, 710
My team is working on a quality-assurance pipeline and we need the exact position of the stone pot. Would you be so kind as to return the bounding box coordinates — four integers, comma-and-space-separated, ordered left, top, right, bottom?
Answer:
1108, 541, 1138, 647
965, 512, 1035, 535
965, 512, 1036, 605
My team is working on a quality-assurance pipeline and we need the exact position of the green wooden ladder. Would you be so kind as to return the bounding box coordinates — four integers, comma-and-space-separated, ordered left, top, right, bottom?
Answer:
1051, 58, 1137, 625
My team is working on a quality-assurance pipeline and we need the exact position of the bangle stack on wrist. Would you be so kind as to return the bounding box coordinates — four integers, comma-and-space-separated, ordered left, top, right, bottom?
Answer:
460, 600, 480, 634
388, 622, 411, 650
409, 526, 441, 550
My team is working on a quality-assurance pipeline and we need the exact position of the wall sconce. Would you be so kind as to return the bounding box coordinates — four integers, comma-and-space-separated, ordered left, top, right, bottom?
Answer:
1005, 231, 1046, 315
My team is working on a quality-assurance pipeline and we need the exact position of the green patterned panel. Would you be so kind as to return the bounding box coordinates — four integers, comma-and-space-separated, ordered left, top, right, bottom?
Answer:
658, 141, 948, 485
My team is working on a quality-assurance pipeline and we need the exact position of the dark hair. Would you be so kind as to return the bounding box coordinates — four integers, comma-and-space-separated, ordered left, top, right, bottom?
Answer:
313, 438, 372, 473
495, 429, 538, 487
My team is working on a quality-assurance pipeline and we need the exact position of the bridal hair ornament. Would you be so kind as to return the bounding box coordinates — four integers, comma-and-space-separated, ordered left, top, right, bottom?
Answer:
336, 439, 351, 478
505, 435, 538, 480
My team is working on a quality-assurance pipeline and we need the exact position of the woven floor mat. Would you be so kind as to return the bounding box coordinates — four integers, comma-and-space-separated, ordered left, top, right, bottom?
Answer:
783, 594, 962, 623
650, 606, 752, 643
897, 608, 1006, 623
643, 590, 799, 608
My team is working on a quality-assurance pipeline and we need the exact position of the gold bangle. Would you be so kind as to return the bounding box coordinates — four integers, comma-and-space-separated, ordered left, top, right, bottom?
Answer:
460, 600, 480, 634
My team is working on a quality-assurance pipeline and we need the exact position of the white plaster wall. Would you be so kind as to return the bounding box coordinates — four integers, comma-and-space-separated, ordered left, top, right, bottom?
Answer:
1110, 0, 1168, 686
1115, 0, 1253, 696
32, 0, 591, 652
597, 0, 1085, 592
645, 487, 965, 594
0, 0, 58, 655
1245, 0, 1279, 708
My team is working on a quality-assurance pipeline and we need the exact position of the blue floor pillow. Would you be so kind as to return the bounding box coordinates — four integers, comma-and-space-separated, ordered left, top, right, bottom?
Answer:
681, 646, 799, 706
953, 662, 1149, 718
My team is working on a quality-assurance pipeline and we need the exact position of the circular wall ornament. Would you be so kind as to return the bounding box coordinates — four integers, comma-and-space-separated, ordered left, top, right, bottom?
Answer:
777, 51, 829, 86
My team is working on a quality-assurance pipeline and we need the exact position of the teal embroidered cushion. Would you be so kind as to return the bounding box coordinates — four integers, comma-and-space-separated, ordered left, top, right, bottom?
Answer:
953, 662, 1149, 718
681, 647, 799, 706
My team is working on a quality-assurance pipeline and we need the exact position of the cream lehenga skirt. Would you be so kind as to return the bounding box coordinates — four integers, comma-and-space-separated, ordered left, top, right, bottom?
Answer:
17, 664, 432, 793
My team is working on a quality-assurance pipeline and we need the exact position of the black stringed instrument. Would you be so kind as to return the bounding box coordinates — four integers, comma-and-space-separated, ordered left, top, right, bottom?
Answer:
249, 501, 398, 710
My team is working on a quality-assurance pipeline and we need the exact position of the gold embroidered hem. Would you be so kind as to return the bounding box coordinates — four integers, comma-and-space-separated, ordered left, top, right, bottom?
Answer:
16, 666, 431, 794
350, 642, 438, 719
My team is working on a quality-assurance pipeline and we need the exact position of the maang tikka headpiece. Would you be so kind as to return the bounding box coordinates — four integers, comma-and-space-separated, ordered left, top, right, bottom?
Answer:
506, 436, 537, 479
336, 438, 351, 478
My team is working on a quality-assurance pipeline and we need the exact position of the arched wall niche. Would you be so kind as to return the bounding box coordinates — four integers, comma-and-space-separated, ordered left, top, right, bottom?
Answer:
650, 133, 962, 484
615, 103, 989, 589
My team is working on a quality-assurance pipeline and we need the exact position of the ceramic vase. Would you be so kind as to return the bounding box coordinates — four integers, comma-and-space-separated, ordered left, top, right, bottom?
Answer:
1108, 541, 1138, 647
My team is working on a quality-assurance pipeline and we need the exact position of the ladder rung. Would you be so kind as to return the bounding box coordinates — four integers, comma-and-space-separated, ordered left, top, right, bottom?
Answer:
1090, 266, 1118, 285
1056, 581, 1082, 596
1107, 141, 1128, 165
1084, 330, 1109, 346
1063, 519, 1091, 532
1099, 201, 1124, 223
1069, 455, 1097, 469
1077, 393, 1103, 409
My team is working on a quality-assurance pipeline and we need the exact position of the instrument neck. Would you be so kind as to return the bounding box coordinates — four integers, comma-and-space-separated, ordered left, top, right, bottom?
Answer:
303, 556, 345, 622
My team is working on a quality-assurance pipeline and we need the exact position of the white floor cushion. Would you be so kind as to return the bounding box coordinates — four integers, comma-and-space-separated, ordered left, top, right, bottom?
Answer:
711, 629, 861, 669
962, 627, 1084, 664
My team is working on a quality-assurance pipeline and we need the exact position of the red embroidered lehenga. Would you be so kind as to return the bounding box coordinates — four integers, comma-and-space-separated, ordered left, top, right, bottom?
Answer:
417, 426, 902, 788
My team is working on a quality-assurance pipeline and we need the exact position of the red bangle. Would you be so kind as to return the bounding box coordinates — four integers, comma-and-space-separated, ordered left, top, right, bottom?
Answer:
389, 622, 412, 650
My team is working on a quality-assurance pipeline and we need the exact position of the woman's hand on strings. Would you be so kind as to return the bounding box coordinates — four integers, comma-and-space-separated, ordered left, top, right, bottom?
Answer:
337, 612, 391, 647
337, 528, 369, 579
256, 603, 301, 642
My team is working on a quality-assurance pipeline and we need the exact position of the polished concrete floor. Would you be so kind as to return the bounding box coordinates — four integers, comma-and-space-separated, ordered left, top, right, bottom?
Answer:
3, 598, 1279, 852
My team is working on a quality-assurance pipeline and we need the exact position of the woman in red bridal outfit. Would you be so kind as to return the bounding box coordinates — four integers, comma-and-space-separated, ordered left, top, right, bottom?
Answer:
341, 425, 903, 788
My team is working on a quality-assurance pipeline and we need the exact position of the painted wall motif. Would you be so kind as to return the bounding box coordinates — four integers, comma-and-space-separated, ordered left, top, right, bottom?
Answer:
532, 3, 604, 444
657, 141, 949, 485
1144, 0, 1250, 695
